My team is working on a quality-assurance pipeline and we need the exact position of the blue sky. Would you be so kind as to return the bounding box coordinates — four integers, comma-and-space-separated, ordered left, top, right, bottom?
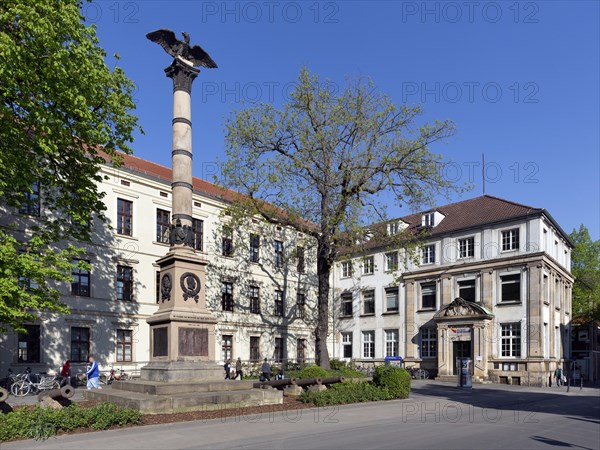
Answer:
90, 0, 599, 239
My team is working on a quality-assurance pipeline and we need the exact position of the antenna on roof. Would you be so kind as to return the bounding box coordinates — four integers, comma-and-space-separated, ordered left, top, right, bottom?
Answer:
482, 153, 486, 195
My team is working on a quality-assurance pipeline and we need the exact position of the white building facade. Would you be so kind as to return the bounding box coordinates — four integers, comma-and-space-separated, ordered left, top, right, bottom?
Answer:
0, 154, 317, 376
332, 196, 573, 386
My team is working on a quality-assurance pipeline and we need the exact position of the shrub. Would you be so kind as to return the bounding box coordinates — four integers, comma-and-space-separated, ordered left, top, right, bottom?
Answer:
0, 403, 143, 442
299, 381, 392, 406
298, 365, 329, 379
373, 366, 411, 399
329, 359, 347, 371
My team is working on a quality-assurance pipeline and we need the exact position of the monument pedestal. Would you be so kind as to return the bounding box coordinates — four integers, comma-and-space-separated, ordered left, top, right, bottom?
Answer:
143, 247, 223, 383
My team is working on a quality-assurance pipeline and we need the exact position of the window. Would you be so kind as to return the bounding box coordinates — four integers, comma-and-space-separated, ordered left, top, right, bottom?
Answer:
19, 181, 40, 216
420, 327, 437, 358
116, 265, 133, 301
341, 293, 353, 317
250, 336, 260, 361
385, 252, 398, 271
501, 323, 521, 357
385, 287, 399, 312
222, 228, 234, 257
116, 198, 133, 236
385, 330, 399, 357
71, 259, 90, 297
222, 282, 234, 311
156, 209, 170, 243
342, 332, 353, 358
500, 273, 521, 302
458, 279, 476, 302
362, 290, 375, 315
296, 339, 306, 363
296, 293, 306, 319
555, 279, 561, 309
362, 331, 375, 358
274, 290, 284, 317
18, 250, 39, 290
421, 282, 436, 309
543, 274, 549, 304
192, 219, 204, 251
274, 337, 284, 362
341, 261, 352, 278
459, 237, 475, 258
116, 330, 132, 362
249, 285, 260, 314
70, 327, 90, 363
249, 234, 260, 263
296, 246, 305, 273
423, 213, 435, 227
363, 256, 374, 275
274, 240, 284, 268
17, 325, 40, 363
222, 335, 233, 361
422, 244, 435, 264
502, 229, 519, 251
388, 222, 399, 235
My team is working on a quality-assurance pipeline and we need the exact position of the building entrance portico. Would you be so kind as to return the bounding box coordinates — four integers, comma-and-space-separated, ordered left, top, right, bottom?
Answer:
434, 298, 494, 381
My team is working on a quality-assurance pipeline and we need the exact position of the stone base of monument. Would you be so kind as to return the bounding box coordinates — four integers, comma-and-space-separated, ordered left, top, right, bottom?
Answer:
139, 361, 223, 383
83, 379, 283, 414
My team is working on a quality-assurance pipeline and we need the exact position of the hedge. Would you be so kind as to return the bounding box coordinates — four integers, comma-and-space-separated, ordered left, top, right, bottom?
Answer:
0, 403, 143, 442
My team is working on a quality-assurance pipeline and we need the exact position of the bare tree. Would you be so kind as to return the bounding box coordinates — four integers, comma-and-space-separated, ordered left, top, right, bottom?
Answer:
219, 68, 461, 369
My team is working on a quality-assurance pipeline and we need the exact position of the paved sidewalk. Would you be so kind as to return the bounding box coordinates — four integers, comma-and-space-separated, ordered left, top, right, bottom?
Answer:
3, 380, 599, 450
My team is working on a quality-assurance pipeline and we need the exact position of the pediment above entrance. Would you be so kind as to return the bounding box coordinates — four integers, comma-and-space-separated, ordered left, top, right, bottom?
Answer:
434, 297, 493, 321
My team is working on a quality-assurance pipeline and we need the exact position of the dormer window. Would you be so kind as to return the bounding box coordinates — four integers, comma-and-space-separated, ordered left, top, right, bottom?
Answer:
388, 222, 399, 235
423, 213, 435, 227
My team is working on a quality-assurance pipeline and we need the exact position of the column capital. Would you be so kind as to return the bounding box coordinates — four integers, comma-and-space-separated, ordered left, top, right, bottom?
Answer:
165, 58, 200, 94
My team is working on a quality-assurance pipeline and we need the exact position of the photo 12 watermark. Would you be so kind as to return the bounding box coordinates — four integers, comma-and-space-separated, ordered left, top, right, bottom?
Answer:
401, 82, 540, 104
400, 1, 540, 24
200, 1, 340, 24
81, 1, 141, 24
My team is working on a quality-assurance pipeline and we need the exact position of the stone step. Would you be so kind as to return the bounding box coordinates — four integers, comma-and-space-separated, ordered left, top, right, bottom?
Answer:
111, 379, 257, 396
84, 387, 282, 414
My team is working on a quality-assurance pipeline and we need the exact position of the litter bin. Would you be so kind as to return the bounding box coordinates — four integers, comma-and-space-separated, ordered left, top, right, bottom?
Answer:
457, 357, 472, 388
384, 356, 403, 367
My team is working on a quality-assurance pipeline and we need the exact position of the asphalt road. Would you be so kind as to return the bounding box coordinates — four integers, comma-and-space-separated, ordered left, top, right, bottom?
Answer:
3, 381, 599, 450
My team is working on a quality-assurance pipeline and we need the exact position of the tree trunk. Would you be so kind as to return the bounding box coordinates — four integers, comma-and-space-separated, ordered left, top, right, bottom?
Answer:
315, 237, 332, 370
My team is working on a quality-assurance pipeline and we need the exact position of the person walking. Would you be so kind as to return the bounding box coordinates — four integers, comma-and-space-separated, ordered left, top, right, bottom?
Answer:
234, 357, 243, 380
60, 360, 71, 387
86, 356, 101, 390
554, 366, 563, 387
260, 358, 272, 382
224, 359, 231, 380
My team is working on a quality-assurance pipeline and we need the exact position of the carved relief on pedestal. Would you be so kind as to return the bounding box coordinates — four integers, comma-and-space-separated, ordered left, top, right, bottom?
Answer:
180, 272, 201, 302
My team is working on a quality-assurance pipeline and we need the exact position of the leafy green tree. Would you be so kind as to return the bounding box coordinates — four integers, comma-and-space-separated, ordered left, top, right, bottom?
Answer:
0, 0, 140, 331
570, 225, 600, 323
219, 68, 461, 368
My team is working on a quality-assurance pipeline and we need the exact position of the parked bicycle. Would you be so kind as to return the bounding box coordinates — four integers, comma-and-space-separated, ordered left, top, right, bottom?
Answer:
99, 367, 130, 385
406, 366, 429, 380
0, 368, 19, 390
10, 369, 60, 396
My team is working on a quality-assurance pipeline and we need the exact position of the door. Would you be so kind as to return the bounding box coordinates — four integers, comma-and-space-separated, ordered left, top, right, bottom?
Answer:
453, 341, 472, 375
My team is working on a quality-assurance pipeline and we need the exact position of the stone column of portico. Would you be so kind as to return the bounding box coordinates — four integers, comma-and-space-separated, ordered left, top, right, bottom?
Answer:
527, 263, 545, 385
141, 58, 221, 383
404, 282, 416, 361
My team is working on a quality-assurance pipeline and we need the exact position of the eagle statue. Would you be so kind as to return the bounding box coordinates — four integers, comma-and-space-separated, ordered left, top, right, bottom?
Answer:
146, 29, 218, 68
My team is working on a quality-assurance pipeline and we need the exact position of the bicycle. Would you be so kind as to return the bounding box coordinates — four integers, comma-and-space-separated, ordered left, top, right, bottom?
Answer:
100, 368, 130, 385
0, 369, 20, 390
10, 370, 60, 396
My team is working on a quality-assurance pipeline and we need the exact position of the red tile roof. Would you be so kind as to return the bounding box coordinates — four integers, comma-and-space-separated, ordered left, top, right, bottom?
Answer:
111, 152, 239, 203
347, 195, 572, 252
401, 195, 542, 237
